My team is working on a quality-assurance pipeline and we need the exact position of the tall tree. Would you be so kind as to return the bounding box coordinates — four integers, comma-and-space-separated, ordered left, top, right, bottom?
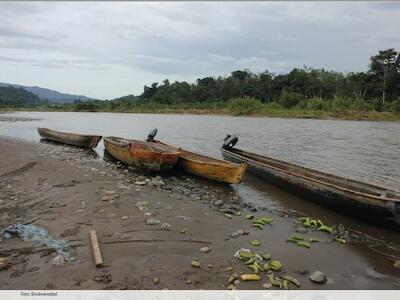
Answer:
369, 48, 399, 103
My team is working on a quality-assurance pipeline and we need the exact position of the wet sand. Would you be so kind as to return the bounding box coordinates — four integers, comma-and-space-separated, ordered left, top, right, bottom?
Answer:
0, 136, 399, 290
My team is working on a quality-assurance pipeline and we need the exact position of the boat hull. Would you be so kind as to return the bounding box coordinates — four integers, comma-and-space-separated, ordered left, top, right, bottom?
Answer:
37, 128, 102, 148
153, 140, 246, 184
221, 147, 400, 227
104, 137, 180, 171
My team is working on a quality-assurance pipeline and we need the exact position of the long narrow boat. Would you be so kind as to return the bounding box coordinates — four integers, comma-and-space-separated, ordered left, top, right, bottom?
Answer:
220, 142, 400, 227
103, 136, 181, 171
146, 130, 246, 184
37, 128, 102, 148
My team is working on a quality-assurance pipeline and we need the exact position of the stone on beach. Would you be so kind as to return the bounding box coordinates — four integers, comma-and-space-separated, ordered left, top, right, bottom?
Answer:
200, 247, 211, 253
121, 216, 129, 220
310, 271, 327, 283
146, 218, 161, 225
134, 181, 146, 186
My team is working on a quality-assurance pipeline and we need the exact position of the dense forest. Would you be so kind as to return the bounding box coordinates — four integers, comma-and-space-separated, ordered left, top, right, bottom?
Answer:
71, 48, 400, 115
2, 48, 400, 119
0, 86, 46, 108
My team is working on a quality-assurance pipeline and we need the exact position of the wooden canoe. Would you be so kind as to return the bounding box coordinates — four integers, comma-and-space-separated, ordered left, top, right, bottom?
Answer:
221, 146, 400, 227
152, 140, 246, 184
37, 127, 102, 148
103, 136, 181, 171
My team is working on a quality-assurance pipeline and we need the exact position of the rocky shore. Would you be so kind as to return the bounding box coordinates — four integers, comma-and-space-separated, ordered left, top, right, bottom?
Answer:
0, 136, 399, 289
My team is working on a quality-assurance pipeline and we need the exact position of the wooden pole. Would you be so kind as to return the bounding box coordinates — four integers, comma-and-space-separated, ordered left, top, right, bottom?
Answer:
89, 229, 104, 267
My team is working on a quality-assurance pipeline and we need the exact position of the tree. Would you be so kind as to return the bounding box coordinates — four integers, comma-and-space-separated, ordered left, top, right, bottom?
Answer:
369, 48, 399, 103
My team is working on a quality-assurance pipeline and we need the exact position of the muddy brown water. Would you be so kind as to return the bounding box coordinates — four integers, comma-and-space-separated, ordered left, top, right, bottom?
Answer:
1, 111, 400, 285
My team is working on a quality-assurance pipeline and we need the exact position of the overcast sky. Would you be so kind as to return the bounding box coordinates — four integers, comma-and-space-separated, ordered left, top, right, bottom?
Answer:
0, 1, 399, 99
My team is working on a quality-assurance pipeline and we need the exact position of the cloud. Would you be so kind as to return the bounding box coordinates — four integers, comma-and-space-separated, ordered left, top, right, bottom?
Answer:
0, 1, 399, 99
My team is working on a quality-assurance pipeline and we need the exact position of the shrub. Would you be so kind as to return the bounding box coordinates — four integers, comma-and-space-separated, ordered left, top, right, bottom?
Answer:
228, 97, 262, 115
392, 98, 400, 113
279, 90, 304, 108
306, 97, 331, 111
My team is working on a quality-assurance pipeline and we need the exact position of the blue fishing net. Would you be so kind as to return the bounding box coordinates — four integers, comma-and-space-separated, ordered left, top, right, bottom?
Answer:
1, 224, 75, 261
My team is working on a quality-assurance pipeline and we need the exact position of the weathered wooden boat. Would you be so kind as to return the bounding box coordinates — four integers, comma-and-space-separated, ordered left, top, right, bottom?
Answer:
103, 136, 181, 171
221, 135, 400, 227
37, 127, 102, 148
146, 129, 246, 184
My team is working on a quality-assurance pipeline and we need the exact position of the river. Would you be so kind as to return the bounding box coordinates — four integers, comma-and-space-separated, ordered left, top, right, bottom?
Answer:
1, 111, 400, 251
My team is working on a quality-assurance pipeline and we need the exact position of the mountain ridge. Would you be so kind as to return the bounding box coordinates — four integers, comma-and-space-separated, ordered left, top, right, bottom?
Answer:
0, 82, 93, 103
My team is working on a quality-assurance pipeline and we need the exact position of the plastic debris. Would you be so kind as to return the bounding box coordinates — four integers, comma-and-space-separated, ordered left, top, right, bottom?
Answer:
1, 224, 74, 261
52, 255, 65, 266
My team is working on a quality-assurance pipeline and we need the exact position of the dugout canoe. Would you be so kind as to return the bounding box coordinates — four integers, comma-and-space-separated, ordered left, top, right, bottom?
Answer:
103, 136, 181, 171
220, 144, 400, 227
145, 132, 245, 184
37, 127, 102, 148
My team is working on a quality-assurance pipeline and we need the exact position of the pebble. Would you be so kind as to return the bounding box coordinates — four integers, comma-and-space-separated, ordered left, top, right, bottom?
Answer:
134, 181, 146, 186
214, 200, 224, 206
200, 247, 211, 253
393, 260, 400, 269
101, 196, 110, 201
146, 218, 161, 225
105, 190, 117, 195
295, 227, 309, 234
0, 200, 3, 205
160, 223, 171, 230
230, 232, 240, 238
121, 216, 129, 220
310, 271, 327, 284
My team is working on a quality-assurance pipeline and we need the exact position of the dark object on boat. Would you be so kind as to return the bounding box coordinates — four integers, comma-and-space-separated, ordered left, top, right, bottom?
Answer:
37, 128, 102, 149
147, 129, 246, 184
103, 136, 181, 171
220, 136, 400, 227
223, 134, 239, 149
147, 128, 158, 142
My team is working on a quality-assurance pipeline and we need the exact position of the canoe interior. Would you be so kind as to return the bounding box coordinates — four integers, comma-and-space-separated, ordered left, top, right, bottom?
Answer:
103, 137, 180, 172
155, 140, 241, 166
106, 137, 181, 154
225, 147, 400, 199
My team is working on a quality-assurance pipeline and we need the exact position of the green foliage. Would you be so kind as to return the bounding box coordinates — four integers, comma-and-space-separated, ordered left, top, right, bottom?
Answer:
306, 97, 331, 111
228, 97, 262, 115
391, 98, 400, 113
279, 90, 304, 108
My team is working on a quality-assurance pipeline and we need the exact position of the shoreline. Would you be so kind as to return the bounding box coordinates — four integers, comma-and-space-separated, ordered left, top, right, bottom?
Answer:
0, 136, 399, 289
2, 108, 400, 122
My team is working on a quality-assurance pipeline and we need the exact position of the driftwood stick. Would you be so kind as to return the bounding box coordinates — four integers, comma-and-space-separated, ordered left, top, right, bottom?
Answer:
89, 229, 104, 267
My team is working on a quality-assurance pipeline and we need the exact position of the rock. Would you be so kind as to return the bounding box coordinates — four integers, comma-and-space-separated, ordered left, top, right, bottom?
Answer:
237, 229, 248, 235
230, 232, 240, 238
153, 277, 160, 284
160, 223, 171, 230
134, 181, 146, 186
200, 247, 211, 253
146, 218, 160, 225
295, 227, 309, 234
310, 271, 327, 284
214, 200, 224, 207
0, 199, 4, 205
394, 260, 400, 269
121, 216, 129, 220
101, 196, 110, 201
105, 190, 117, 195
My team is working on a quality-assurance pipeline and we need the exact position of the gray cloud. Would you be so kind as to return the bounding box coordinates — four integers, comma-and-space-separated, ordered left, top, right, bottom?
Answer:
0, 1, 399, 99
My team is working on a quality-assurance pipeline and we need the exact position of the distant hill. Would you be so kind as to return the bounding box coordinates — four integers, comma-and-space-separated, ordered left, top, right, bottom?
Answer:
0, 85, 44, 107
0, 82, 92, 103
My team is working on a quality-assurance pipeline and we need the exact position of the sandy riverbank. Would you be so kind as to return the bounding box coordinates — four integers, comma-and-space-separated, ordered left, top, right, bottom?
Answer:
0, 136, 399, 290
